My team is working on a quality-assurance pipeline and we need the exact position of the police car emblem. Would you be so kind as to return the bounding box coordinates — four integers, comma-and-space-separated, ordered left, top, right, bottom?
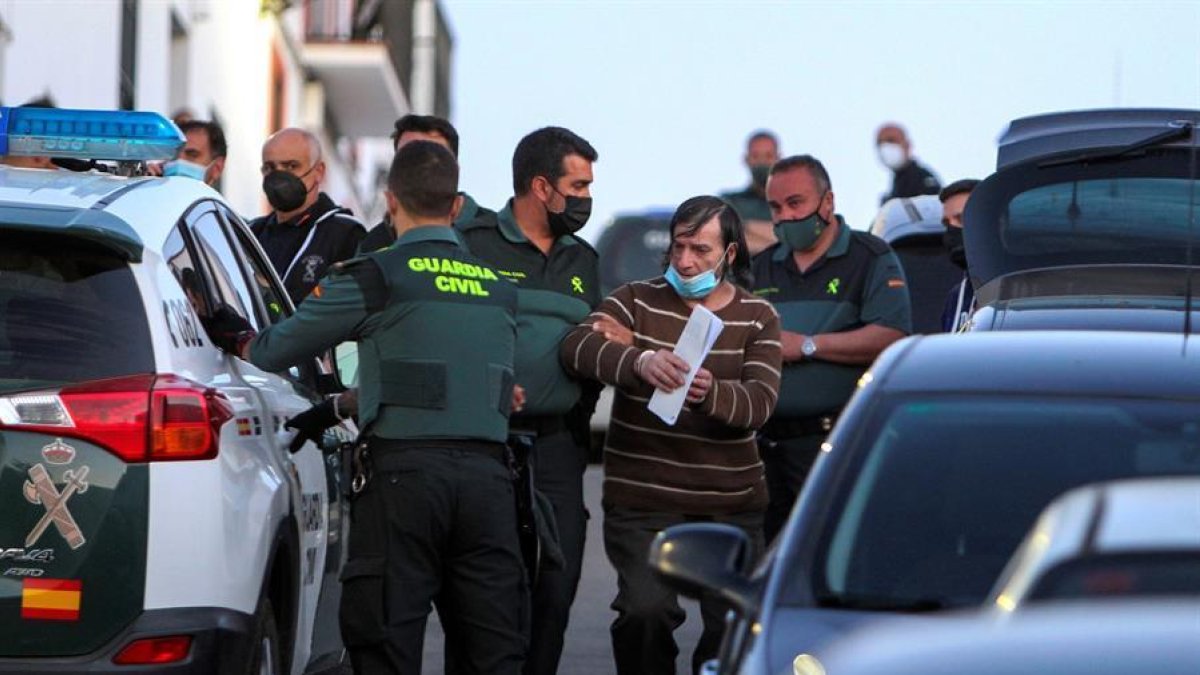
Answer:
23, 464, 89, 550
41, 438, 76, 465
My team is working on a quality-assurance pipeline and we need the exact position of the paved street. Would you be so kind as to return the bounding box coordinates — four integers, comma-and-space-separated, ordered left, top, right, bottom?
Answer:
424, 464, 703, 674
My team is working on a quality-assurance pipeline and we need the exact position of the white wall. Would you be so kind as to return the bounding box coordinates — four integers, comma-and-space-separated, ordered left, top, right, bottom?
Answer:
0, 0, 381, 222
0, 0, 121, 108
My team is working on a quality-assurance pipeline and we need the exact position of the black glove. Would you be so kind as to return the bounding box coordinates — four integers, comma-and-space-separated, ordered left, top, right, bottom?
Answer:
205, 306, 256, 355
284, 398, 341, 453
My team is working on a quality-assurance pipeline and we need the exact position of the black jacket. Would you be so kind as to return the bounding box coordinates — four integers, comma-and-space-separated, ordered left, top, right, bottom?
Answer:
884, 160, 941, 203
250, 192, 366, 304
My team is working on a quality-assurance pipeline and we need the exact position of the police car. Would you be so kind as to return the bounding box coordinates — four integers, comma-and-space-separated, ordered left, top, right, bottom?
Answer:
0, 107, 354, 673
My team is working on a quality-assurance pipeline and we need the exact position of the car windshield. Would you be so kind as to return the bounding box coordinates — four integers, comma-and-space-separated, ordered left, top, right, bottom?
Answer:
0, 232, 153, 394
1029, 553, 1200, 602
791, 395, 1200, 611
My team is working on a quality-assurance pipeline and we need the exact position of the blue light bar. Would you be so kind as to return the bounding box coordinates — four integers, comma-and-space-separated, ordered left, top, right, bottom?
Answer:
0, 107, 184, 161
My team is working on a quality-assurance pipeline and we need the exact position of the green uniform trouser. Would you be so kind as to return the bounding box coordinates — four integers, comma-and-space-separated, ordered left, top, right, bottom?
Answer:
339, 441, 529, 674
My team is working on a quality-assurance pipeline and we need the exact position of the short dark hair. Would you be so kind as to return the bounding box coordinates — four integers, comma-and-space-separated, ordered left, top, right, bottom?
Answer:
663, 195, 752, 289
179, 120, 227, 159
771, 154, 832, 193
390, 114, 460, 156
512, 126, 598, 196
747, 129, 779, 149
388, 140, 459, 219
940, 179, 980, 202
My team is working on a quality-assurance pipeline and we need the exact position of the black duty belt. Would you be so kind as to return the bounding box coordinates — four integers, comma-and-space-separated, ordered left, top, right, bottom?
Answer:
763, 413, 839, 440
508, 414, 566, 437
370, 437, 508, 466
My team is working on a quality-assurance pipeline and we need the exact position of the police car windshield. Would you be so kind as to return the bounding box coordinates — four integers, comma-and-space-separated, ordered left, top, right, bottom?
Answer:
788, 394, 1200, 610
0, 233, 153, 394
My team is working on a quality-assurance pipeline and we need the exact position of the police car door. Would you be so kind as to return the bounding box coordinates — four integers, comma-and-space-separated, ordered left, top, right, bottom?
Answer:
215, 204, 351, 672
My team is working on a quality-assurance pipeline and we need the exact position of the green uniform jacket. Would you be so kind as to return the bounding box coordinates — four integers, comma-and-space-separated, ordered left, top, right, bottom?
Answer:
750, 217, 912, 418
248, 225, 518, 442
720, 185, 772, 223
458, 200, 600, 417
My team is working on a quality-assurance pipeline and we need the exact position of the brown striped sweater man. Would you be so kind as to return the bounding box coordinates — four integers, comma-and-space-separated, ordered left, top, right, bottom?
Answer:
561, 277, 782, 513
558, 195, 783, 675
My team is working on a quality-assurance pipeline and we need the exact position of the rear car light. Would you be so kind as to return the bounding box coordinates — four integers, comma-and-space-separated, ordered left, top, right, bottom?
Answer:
112, 635, 192, 665
0, 374, 232, 462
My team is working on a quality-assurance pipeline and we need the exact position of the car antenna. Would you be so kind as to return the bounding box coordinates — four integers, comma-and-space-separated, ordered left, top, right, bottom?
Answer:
1185, 121, 1197, 351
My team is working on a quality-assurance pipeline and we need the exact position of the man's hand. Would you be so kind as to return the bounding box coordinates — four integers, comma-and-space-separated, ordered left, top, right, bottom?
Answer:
686, 367, 713, 404
592, 316, 634, 346
636, 349, 690, 393
511, 384, 526, 414
145, 161, 165, 177
206, 306, 256, 357
284, 398, 339, 453
780, 330, 806, 363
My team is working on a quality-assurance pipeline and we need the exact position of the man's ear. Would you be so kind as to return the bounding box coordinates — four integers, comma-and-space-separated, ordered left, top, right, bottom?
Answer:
314, 160, 327, 186
531, 175, 553, 203
449, 194, 465, 223
384, 189, 399, 218
209, 157, 226, 184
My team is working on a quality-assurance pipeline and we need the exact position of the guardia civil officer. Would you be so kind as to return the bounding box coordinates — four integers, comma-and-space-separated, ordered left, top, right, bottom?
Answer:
458, 126, 600, 675
225, 141, 526, 673
751, 155, 911, 543
250, 128, 366, 305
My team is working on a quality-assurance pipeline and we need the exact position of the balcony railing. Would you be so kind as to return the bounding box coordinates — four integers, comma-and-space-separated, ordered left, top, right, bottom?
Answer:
304, 0, 414, 97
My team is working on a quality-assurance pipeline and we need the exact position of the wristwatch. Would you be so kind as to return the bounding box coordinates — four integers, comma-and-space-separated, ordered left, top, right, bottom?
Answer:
801, 335, 818, 359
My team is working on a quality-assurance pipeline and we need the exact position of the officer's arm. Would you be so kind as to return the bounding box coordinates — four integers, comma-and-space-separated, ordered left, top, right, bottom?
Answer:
806, 250, 911, 365
244, 266, 380, 373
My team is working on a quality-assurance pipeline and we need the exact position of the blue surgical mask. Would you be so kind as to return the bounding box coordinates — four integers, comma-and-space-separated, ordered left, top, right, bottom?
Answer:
665, 248, 730, 299
164, 159, 209, 182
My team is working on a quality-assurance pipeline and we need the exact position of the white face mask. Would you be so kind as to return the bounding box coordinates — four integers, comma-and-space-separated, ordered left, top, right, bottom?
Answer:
877, 142, 907, 170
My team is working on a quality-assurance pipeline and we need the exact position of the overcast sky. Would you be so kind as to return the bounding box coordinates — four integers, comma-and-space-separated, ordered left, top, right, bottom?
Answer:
440, 0, 1200, 242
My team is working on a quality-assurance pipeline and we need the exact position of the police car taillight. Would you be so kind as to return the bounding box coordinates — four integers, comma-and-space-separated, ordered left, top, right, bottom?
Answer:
0, 375, 232, 462
112, 635, 192, 665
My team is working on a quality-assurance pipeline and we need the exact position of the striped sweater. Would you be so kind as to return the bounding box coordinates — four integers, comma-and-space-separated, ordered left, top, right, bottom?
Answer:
560, 277, 782, 514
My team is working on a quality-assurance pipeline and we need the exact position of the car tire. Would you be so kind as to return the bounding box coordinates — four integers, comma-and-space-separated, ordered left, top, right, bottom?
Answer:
247, 597, 283, 675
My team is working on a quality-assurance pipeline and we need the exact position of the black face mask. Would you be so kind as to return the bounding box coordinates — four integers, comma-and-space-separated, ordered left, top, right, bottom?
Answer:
546, 183, 592, 238
263, 166, 315, 213
943, 226, 967, 270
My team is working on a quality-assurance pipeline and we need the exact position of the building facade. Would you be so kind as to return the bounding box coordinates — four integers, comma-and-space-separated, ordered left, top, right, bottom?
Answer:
0, 0, 453, 224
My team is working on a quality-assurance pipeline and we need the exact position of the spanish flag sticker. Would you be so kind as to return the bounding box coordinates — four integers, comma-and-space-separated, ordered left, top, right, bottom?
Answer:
21, 578, 82, 621
887, 278, 906, 288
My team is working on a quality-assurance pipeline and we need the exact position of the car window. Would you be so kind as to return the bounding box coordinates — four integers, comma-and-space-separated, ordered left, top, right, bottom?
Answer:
216, 207, 290, 326
792, 395, 1200, 610
1029, 553, 1200, 601
0, 232, 153, 393
188, 209, 258, 329
596, 215, 671, 295
1005, 178, 1200, 259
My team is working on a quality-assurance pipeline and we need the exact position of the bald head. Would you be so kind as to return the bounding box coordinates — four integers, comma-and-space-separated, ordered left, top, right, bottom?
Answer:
262, 128, 322, 167
260, 127, 326, 219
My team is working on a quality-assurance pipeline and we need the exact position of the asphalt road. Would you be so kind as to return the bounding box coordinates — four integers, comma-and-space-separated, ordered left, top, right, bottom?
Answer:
423, 464, 703, 674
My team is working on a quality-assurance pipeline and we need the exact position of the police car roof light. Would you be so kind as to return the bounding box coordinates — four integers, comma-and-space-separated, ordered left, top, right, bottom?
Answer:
0, 106, 184, 161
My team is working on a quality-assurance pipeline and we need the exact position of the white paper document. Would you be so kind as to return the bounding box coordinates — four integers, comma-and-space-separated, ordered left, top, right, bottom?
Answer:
648, 305, 725, 425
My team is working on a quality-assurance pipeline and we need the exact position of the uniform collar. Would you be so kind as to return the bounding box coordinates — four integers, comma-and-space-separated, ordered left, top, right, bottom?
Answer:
497, 199, 578, 248
396, 225, 464, 247
772, 215, 852, 263
455, 192, 480, 225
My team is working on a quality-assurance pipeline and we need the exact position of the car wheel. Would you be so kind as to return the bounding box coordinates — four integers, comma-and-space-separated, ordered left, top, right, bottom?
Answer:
247, 597, 283, 675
